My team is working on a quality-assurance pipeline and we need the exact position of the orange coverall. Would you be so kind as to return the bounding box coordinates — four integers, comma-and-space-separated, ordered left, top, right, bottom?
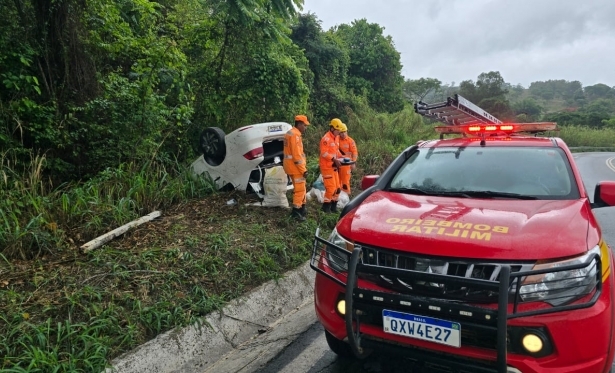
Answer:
339, 135, 358, 194
283, 127, 307, 209
319, 131, 342, 203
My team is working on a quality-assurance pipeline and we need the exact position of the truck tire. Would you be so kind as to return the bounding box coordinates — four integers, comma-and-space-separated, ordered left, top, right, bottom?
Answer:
200, 127, 226, 166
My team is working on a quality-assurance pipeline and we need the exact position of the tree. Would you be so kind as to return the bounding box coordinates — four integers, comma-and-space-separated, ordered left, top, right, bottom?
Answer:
459, 71, 512, 120
528, 80, 584, 102
1, 0, 195, 180
581, 99, 615, 116
603, 117, 615, 128
206, 0, 303, 92
402, 78, 442, 103
333, 19, 404, 113
475, 71, 509, 99
290, 13, 350, 122
183, 0, 311, 131
504, 83, 526, 101
584, 84, 614, 101
512, 98, 543, 122
458, 80, 479, 103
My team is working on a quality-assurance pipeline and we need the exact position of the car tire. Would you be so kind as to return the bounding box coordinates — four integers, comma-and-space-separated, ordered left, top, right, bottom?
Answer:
324, 330, 354, 358
200, 127, 226, 166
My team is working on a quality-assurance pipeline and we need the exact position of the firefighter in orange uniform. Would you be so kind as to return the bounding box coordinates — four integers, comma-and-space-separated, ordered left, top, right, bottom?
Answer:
283, 115, 310, 221
339, 126, 358, 195
319, 118, 346, 213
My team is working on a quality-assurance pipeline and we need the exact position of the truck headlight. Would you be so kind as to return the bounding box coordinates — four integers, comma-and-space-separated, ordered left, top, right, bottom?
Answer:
325, 229, 353, 273
519, 246, 602, 306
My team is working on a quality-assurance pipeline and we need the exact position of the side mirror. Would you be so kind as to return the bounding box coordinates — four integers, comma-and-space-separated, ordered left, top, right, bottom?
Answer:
361, 175, 379, 190
593, 181, 615, 208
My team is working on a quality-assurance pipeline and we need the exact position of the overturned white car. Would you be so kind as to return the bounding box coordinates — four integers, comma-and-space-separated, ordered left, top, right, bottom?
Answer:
191, 122, 294, 197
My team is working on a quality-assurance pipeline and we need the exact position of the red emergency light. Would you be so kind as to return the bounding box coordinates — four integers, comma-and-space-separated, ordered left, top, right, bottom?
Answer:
435, 122, 558, 136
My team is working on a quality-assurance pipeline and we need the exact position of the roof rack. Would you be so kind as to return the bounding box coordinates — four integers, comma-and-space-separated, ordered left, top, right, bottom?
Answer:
414, 94, 502, 126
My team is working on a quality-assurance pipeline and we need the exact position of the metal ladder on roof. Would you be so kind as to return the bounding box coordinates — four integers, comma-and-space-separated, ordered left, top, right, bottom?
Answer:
414, 94, 502, 126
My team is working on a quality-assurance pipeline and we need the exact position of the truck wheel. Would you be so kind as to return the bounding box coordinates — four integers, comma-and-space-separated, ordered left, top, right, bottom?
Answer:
200, 127, 226, 166
324, 330, 353, 358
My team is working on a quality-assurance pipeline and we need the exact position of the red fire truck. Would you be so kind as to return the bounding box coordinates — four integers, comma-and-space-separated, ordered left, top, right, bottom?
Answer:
311, 95, 615, 372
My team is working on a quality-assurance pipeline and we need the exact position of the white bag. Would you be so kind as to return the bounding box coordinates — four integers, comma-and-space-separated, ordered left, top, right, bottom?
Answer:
337, 191, 350, 209
261, 166, 290, 208
307, 188, 349, 207
308, 187, 324, 203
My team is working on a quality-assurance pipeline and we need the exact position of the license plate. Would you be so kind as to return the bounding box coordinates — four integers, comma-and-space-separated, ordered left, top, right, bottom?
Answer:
268, 124, 283, 133
383, 309, 461, 348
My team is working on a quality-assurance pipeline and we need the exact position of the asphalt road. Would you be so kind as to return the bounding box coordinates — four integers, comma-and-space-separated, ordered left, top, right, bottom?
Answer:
256, 152, 615, 373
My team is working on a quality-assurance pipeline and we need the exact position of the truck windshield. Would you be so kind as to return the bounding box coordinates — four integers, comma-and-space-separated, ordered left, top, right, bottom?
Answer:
389, 146, 579, 200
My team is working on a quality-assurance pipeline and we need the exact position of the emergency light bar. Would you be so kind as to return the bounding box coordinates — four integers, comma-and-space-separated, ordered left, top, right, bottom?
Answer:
435, 122, 558, 135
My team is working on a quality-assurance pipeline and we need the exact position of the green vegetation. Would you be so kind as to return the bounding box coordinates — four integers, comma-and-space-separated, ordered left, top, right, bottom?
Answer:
406, 75, 615, 128
0, 190, 329, 371
1, 0, 614, 370
1, 106, 431, 372
559, 126, 615, 150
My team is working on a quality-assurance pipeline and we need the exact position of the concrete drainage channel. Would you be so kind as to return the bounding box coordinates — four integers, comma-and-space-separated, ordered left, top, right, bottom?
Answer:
106, 262, 316, 373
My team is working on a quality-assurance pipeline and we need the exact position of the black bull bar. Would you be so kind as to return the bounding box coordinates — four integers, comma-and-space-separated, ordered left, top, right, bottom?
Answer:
310, 231, 603, 373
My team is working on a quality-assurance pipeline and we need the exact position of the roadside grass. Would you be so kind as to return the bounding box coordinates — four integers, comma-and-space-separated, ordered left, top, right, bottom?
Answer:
2, 107, 612, 372
1, 192, 338, 372
558, 125, 615, 151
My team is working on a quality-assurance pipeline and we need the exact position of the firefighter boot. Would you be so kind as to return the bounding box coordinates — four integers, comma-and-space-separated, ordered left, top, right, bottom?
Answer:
330, 201, 338, 213
321, 202, 331, 213
300, 204, 307, 217
290, 207, 306, 222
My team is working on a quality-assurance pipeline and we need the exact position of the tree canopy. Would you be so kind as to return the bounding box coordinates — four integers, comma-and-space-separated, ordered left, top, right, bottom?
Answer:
459, 71, 513, 120
333, 19, 405, 113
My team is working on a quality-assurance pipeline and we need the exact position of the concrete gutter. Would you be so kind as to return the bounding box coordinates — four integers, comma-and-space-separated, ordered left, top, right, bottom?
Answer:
107, 261, 316, 373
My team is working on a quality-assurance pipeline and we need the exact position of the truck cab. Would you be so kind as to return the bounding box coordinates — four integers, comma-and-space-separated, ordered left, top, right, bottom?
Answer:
311, 98, 615, 373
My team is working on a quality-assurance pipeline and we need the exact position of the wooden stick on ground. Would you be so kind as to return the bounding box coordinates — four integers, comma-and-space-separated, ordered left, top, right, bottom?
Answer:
81, 211, 161, 253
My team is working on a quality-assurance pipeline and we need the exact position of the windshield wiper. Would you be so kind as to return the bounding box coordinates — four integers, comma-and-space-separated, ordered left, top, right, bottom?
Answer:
460, 190, 538, 200
388, 187, 430, 195
388, 188, 538, 200
388, 188, 473, 198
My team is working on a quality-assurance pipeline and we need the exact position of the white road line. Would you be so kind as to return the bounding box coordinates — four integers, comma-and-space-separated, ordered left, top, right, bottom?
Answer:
607, 157, 615, 173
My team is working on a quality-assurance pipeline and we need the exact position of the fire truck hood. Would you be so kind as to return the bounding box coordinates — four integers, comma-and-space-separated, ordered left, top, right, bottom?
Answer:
337, 191, 593, 261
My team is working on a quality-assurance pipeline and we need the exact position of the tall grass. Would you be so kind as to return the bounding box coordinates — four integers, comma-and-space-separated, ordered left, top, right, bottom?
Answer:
558, 125, 615, 149
0, 150, 217, 260
0, 198, 328, 372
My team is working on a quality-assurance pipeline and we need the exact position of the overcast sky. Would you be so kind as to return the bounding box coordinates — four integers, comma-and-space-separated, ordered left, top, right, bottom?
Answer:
301, 0, 615, 88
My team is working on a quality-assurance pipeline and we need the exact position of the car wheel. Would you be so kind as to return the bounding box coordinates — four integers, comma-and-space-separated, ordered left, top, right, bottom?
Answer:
324, 330, 354, 358
200, 127, 226, 166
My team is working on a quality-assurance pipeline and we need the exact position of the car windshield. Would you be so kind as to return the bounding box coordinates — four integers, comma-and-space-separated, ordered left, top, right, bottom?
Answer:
389, 146, 579, 200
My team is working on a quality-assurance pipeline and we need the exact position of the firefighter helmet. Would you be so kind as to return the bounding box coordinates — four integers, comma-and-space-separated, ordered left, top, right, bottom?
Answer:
330, 118, 346, 131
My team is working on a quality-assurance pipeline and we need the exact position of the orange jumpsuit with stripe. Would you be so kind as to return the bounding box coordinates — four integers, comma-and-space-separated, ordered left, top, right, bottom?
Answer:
283, 127, 307, 209
339, 135, 358, 194
319, 131, 342, 203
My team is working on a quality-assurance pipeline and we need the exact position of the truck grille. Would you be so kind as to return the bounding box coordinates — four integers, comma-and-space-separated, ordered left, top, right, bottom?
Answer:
359, 245, 532, 303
